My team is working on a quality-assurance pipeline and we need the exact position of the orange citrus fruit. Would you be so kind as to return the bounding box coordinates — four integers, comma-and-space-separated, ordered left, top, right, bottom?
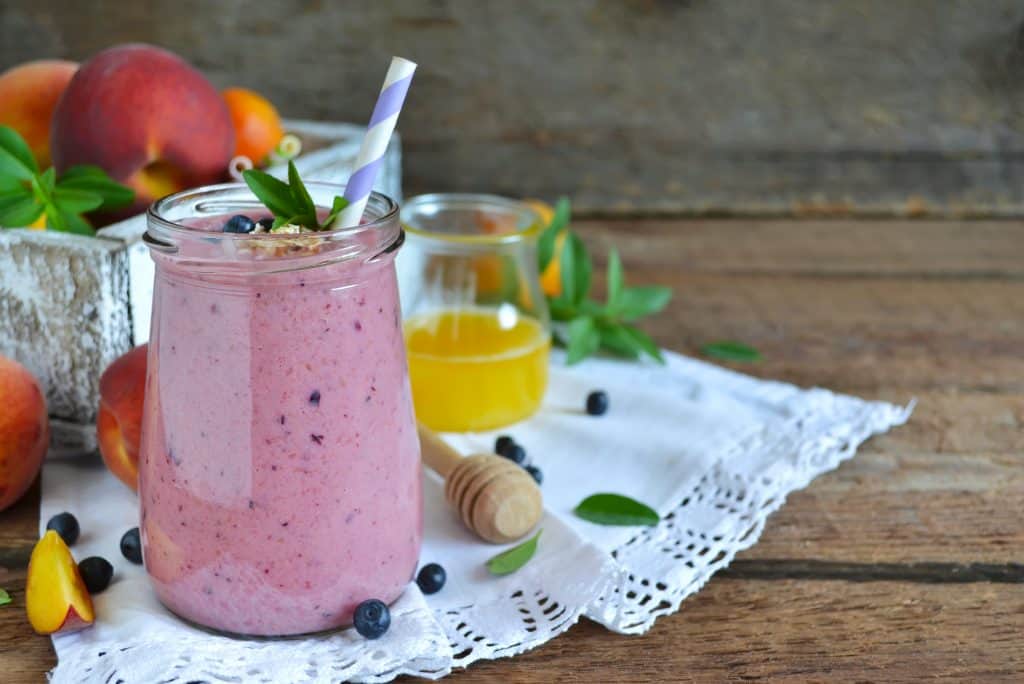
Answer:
222, 87, 284, 164
523, 199, 564, 298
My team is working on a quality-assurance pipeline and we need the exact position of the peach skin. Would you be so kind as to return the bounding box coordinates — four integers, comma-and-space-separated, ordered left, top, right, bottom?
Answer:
0, 354, 49, 512
0, 59, 78, 169
97, 344, 147, 491
51, 44, 234, 218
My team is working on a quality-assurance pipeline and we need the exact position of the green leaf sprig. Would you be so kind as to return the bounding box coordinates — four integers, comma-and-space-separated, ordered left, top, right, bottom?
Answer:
242, 161, 348, 232
538, 198, 672, 365
0, 588, 11, 606
485, 529, 542, 576
574, 493, 660, 526
0, 125, 134, 235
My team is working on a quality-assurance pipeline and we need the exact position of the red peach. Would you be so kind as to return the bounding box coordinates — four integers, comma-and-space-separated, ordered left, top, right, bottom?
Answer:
51, 44, 234, 217
0, 355, 49, 512
0, 60, 78, 169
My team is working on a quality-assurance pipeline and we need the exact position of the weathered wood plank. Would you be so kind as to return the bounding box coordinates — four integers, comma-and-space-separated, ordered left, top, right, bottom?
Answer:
453, 581, 1024, 682
580, 219, 1024, 278
4, 1, 1024, 215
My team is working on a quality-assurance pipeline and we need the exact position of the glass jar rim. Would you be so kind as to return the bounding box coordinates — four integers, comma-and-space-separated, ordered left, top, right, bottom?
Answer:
148, 181, 399, 241
401, 193, 543, 246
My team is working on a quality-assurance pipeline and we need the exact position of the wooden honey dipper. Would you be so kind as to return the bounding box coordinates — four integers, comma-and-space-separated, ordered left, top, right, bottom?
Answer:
417, 424, 543, 544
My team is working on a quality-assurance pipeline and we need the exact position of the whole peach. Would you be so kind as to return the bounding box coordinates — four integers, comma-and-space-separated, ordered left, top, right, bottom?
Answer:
0, 60, 78, 168
0, 355, 49, 512
97, 344, 147, 491
51, 44, 234, 216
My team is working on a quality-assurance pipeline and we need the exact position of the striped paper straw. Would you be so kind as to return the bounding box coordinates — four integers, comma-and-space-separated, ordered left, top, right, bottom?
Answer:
337, 56, 417, 227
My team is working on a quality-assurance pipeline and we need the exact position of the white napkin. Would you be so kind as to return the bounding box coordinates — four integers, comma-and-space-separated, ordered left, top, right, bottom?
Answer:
41, 350, 910, 682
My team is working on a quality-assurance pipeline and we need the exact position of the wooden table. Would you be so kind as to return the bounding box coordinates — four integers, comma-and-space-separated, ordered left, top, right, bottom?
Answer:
2, 219, 1022, 681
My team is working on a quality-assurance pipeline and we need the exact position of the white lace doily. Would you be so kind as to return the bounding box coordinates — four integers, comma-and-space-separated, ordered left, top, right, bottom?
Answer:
42, 350, 910, 682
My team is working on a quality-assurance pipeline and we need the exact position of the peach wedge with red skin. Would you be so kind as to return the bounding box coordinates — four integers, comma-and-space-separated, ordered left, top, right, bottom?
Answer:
0, 354, 49, 512
51, 44, 235, 218
26, 530, 95, 635
97, 344, 148, 491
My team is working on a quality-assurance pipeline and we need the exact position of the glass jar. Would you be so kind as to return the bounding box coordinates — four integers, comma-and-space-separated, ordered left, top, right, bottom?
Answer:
140, 183, 421, 636
399, 194, 551, 432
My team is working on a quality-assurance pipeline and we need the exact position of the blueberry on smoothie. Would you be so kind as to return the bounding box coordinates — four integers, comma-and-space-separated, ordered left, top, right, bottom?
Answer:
78, 556, 114, 594
257, 217, 274, 231
585, 390, 609, 416
46, 512, 80, 546
353, 599, 391, 639
416, 563, 446, 595
525, 464, 543, 485
223, 215, 256, 233
120, 527, 143, 564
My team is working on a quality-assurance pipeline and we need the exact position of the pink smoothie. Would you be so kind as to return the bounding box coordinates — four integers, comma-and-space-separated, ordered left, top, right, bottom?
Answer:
139, 213, 422, 636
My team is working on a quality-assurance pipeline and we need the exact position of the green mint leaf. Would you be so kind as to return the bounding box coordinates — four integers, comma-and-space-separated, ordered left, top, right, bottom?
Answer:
486, 529, 542, 576
52, 188, 103, 215
566, 315, 600, 365
0, 588, 10, 606
548, 298, 577, 322
560, 232, 591, 306
596, 323, 640, 360
243, 168, 298, 217
700, 340, 762, 363
537, 197, 569, 271
606, 248, 624, 310
0, 189, 44, 227
39, 167, 56, 193
320, 195, 349, 230
44, 205, 68, 232
617, 286, 672, 321
57, 209, 95, 236
0, 125, 39, 180
58, 165, 134, 209
620, 324, 664, 364
287, 161, 317, 227
574, 493, 660, 526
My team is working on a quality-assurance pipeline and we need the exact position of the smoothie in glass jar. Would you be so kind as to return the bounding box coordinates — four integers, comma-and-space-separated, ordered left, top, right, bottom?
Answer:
139, 184, 421, 636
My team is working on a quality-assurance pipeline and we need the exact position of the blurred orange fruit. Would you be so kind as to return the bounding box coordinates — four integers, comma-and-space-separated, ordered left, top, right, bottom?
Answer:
523, 199, 564, 298
222, 87, 284, 164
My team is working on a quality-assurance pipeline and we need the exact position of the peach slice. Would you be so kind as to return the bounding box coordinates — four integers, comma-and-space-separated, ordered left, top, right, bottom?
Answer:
97, 344, 147, 491
25, 531, 95, 635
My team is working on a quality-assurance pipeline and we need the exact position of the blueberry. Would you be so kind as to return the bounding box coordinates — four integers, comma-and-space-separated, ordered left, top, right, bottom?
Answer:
525, 464, 543, 485
257, 217, 274, 231
585, 390, 609, 416
223, 215, 256, 233
416, 563, 446, 595
78, 556, 113, 594
120, 527, 143, 564
502, 444, 527, 465
494, 435, 515, 455
46, 512, 80, 546
353, 599, 391, 639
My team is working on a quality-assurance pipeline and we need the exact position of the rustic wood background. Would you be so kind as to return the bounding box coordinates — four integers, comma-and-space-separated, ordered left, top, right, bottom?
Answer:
4, 0, 1024, 216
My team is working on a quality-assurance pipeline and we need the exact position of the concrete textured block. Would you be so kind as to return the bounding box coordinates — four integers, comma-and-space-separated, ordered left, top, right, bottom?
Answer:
0, 120, 402, 446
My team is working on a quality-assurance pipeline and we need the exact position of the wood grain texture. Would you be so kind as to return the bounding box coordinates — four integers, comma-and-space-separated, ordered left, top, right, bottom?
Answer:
1, 219, 1022, 681
5, 2, 1024, 215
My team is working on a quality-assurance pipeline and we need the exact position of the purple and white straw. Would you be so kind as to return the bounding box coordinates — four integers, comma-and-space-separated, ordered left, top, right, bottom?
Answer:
337, 56, 417, 227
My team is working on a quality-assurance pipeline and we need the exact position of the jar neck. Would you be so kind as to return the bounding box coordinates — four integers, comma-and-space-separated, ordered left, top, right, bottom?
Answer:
146, 182, 402, 276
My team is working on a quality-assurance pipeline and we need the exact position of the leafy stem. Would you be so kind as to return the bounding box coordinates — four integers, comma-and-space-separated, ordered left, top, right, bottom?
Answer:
538, 198, 672, 365
242, 161, 348, 232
